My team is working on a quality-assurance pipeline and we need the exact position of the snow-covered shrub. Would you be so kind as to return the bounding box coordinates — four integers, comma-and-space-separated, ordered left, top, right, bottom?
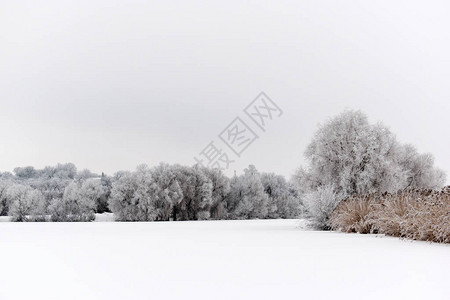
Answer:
7, 184, 46, 222
304, 185, 344, 230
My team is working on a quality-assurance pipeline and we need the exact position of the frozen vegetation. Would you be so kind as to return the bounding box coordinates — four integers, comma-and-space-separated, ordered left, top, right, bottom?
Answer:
0, 110, 447, 244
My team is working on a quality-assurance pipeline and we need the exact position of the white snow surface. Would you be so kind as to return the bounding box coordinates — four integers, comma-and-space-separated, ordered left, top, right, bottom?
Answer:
0, 219, 448, 300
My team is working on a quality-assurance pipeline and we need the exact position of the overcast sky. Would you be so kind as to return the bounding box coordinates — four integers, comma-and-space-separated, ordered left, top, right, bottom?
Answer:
1, 0, 449, 181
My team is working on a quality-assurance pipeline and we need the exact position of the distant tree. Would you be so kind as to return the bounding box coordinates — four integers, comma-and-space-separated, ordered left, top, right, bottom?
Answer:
53, 163, 77, 180
224, 174, 245, 219
261, 173, 301, 219
96, 173, 112, 213
0, 180, 13, 216
227, 165, 268, 219
397, 144, 446, 189
13, 166, 37, 179
31, 177, 69, 213
7, 184, 46, 222
286, 183, 305, 218
0, 172, 14, 180
75, 169, 99, 183
173, 165, 212, 220
50, 179, 103, 222
201, 167, 230, 220
149, 163, 183, 221
12, 163, 80, 213
75, 168, 111, 213
132, 165, 161, 221
108, 171, 140, 221
261, 173, 284, 218
109, 164, 184, 221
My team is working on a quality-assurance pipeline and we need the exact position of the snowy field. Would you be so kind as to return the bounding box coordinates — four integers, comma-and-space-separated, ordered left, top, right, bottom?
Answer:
0, 219, 448, 300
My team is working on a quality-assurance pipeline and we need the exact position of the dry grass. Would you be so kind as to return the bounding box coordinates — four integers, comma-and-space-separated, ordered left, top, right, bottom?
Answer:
330, 194, 375, 234
330, 187, 450, 243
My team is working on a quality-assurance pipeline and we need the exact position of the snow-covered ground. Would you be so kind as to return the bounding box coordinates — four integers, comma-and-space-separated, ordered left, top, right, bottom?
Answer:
0, 219, 448, 300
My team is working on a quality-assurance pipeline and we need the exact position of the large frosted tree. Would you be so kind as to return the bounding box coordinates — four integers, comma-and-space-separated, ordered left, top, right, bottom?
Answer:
298, 111, 406, 195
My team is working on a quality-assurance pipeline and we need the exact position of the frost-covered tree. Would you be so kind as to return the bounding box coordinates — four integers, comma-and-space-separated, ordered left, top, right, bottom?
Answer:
174, 165, 212, 220
150, 163, 183, 221
224, 174, 245, 219
109, 164, 184, 221
7, 184, 46, 222
261, 173, 301, 219
131, 164, 181, 221
14, 163, 80, 213
130, 165, 158, 221
75, 168, 111, 213
108, 171, 140, 221
226, 165, 268, 219
96, 173, 112, 213
287, 183, 305, 217
0, 180, 13, 216
50, 178, 103, 222
397, 144, 446, 189
13, 166, 37, 179
0, 172, 14, 180
297, 110, 407, 196
201, 167, 230, 220
75, 169, 99, 183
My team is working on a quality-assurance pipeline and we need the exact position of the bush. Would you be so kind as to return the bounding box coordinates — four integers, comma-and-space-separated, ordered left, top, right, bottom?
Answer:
330, 187, 450, 243
304, 185, 344, 230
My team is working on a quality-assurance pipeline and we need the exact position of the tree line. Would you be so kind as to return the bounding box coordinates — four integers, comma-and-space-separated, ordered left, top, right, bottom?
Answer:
0, 163, 302, 222
0, 110, 445, 225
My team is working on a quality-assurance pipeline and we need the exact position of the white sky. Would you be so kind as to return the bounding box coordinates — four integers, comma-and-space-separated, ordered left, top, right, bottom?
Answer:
1, 0, 449, 181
